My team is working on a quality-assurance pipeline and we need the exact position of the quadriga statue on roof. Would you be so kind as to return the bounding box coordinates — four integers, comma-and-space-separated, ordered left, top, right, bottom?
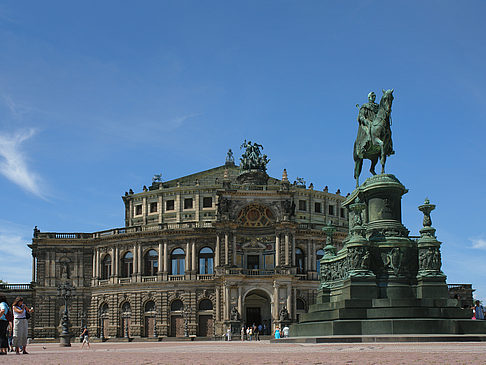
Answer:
353, 89, 395, 187
240, 140, 270, 172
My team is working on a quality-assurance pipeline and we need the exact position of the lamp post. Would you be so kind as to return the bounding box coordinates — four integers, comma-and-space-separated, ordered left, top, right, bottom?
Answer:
57, 281, 75, 347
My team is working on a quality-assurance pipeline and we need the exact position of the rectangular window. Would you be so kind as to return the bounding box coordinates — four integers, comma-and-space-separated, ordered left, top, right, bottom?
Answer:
315, 202, 322, 213
149, 202, 158, 213
166, 200, 175, 211
203, 196, 212, 208
328, 205, 335, 216
299, 200, 307, 211
135, 204, 142, 216
184, 198, 193, 209
264, 254, 275, 269
340, 208, 346, 218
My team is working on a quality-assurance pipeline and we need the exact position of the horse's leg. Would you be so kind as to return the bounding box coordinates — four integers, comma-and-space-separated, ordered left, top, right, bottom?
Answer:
354, 158, 363, 187
369, 156, 378, 175
373, 137, 385, 174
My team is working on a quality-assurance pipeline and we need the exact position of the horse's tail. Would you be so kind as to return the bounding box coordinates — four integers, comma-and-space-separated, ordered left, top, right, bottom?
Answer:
353, 140, 359, 162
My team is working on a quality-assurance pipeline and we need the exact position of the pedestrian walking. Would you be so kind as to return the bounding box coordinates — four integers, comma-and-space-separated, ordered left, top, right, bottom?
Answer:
81, 326, 90, 349
283, 325, 290, 338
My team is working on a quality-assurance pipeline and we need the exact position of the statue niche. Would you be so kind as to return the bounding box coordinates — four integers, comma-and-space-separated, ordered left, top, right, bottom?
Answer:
237, 204, 275, 227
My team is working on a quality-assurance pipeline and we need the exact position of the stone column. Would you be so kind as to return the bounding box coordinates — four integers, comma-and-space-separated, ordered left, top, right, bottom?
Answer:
312, 240, 317, 271
96, 249, 100, 278
158, 242, 163, 278
176, 191, 181, 222
291, 235, 296, 266
111, 247, 115, 282
51, 252, 56, 286
293, 288, 297, 321
215, 287, 220, 322
114, 246, 119, 277
275, 234, 280, 267
31, 254, 35, 282
142, 196, 147, 225
224, 284, 230, 321
238, 286, 242, 318
284, 233, 289, 266
91, 251, 96, 280
139, 244, 143, 275
273, 281, 279, 323
132, 244, 137, 279
191, 241, 196, 274
224, 233, 229, 266
186, 242, 191, 273
163, 242, 168, 274
129, 200, 133, 226
215, 235, 220, 267
158, 195, 163, 224
286, 285, 292, 318
305, 240, 312, 271
232, 234, 237, 266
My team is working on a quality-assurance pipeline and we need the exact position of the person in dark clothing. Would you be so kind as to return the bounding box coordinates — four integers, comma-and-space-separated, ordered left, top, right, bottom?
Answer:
0, 295, 10, 355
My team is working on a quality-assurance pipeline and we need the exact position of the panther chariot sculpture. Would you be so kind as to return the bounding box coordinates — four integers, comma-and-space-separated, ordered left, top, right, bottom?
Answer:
353, 89, 395, 187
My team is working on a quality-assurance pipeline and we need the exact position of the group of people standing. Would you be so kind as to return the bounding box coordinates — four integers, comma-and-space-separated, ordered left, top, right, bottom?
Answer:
240, 324, 264, 341
0, 295, 34, 355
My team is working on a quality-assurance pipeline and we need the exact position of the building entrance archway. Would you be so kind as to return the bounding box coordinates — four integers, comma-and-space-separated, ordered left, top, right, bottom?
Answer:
243, 289, 271, 333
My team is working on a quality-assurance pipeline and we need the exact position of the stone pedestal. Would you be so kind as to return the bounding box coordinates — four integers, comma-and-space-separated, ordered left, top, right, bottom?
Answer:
291, 174, 486, 337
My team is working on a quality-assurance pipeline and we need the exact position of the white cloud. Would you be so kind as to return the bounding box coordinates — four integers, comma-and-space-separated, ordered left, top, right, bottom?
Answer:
0, 221, 32, 283
471, 237, 486, 250
0, 129, 46, 199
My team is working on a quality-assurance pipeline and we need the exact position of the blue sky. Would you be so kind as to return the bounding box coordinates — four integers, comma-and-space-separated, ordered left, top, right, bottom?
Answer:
0, 1, 485, 300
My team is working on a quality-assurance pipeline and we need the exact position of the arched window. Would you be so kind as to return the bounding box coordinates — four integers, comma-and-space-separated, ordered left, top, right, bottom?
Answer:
198, 247, 214, 275
171, 299, 183, 311
316, 249, 324, 273
144, 249, 158, 276
101, 254, 112, 279
295, 248, 305, 273
145, 300, 156, 313
296, 298, 306, 311
199, 299, 213, 311
121, 302, 131, 314
171, 248, 185, 275
121, 252, 134, 277
100, 303, 109, 315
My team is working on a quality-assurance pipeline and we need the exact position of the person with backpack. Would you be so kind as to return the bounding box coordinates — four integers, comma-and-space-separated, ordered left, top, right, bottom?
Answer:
0, 295, 9, 355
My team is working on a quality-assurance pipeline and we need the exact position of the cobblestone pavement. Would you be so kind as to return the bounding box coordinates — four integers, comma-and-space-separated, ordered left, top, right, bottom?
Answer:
3, 341, 486, 364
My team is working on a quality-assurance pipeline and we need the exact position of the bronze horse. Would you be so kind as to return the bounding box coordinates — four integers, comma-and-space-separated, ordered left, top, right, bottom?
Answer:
353, 89, 394, 187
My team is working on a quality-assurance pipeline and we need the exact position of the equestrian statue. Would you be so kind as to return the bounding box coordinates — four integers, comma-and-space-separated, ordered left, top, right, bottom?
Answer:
353, 89, 395, 187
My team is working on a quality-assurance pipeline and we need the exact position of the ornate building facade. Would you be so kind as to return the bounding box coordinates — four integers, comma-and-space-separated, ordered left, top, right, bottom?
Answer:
28, 145, 350, 339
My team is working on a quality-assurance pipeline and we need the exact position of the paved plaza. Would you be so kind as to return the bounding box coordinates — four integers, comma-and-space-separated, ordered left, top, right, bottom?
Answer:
2, 340, 486, 364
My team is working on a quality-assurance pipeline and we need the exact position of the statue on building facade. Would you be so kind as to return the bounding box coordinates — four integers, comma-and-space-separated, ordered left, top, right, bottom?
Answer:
240, 140, 270, 172
279, 306, 290, 321
225, 149, 235, 165
230, 306, 240, 321
353, 89, 395, 187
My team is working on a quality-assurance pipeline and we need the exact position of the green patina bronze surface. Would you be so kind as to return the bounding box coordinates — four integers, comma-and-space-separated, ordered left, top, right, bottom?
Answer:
353, 89, 395, 187
290, 89, 486, 338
